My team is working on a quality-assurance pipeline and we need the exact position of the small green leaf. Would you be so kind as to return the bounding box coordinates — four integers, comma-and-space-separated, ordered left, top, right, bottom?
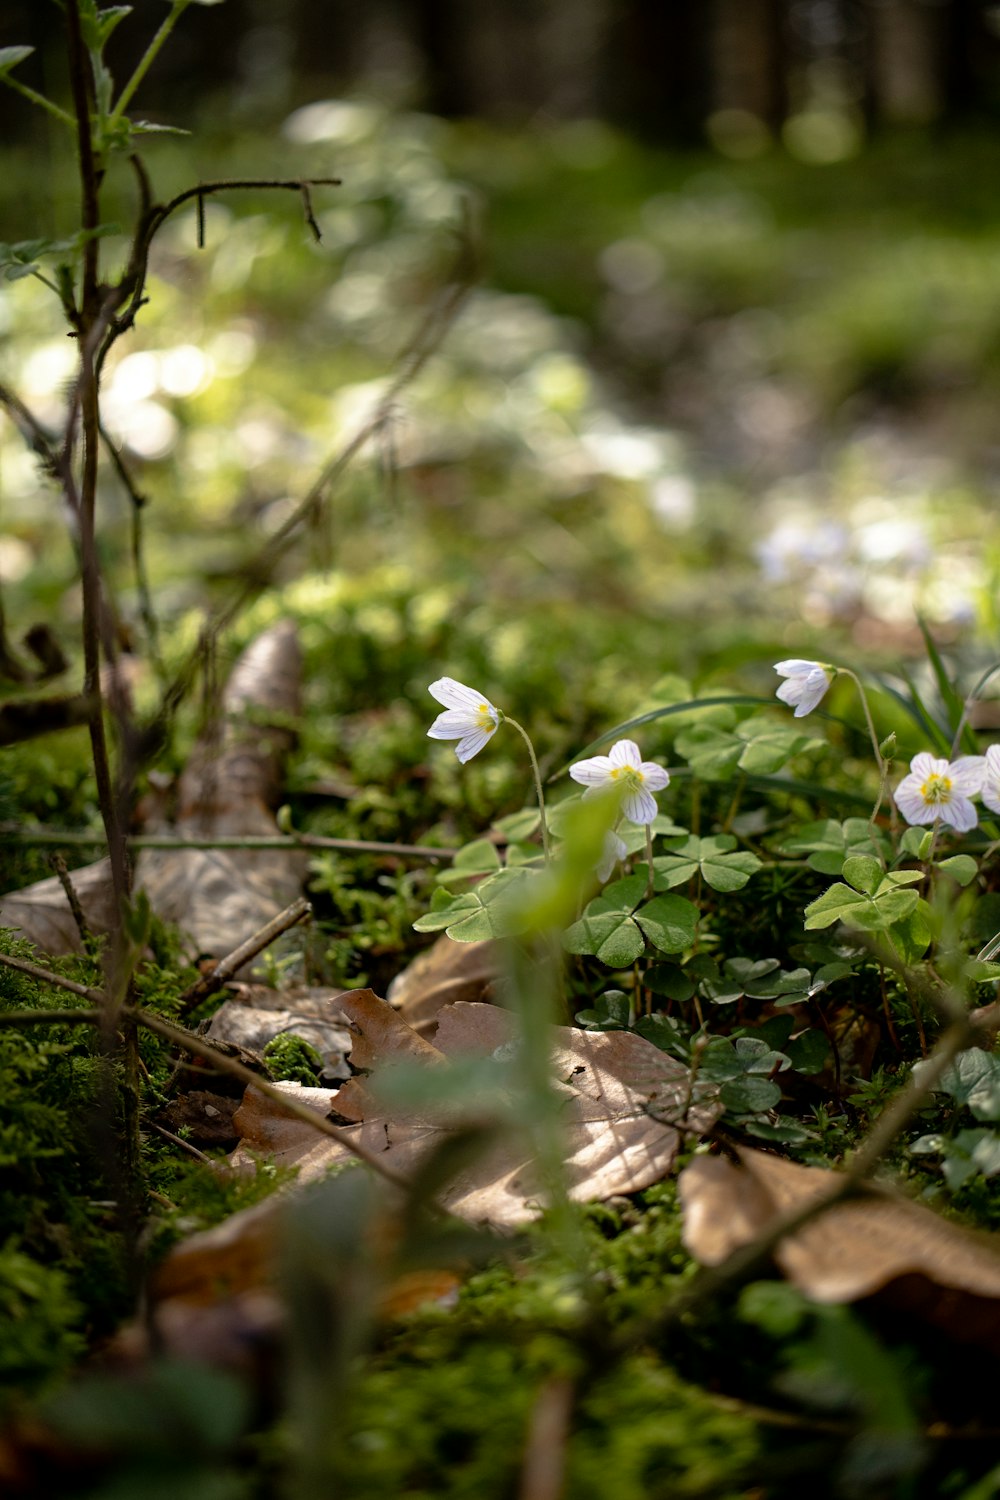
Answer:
720, 1076, 782, 1113
434, 838, 500, 886
0, 46, 34, 76
887, 901, 933, 964
780, 817, 889, 876
563, 905, 645, 967
842, 854, 883, 896
784, 1029, 830, 1075
645, 963, 695, 1001
936, 854, 978, 887
736, 717, 822, 776
634, 893, 698, 954
922, 1047, 1000, 1122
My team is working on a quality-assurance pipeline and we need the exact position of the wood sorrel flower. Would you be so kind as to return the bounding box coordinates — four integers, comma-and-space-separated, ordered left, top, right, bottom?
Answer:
981, 745, 1000, 816
569, 739, 670, 825
774, 659, 834, 718
427, 677, 501, 763
894, 751, 985, 832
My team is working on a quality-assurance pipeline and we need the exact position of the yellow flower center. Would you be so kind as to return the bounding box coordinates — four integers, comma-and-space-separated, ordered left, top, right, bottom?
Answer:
610, 765, 644, 790
920, 773, 952, 805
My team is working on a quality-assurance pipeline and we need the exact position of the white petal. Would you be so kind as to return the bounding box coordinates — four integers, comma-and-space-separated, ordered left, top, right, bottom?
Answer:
982, 782, 1000, 815
986, 744, 1000, 776
596, 830, 628, 883
609, 739, 642, 768
569, 756, 615, 787
775, 678, 805, 708
622, 786, 658, 824
794, 670, 831, 716
639, 762, 670, 791
427, 708, 480, 740
429, 677, 494, 713
454, 727, 495, 763
895, 775, 937, 825
938, 795, 979, 833
774, 658, 822, 677
908, 751, 943, 780
950, 755, 986, 794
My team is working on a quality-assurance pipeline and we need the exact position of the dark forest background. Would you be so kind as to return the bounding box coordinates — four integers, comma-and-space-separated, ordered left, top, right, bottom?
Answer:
3, 0, 1000, 145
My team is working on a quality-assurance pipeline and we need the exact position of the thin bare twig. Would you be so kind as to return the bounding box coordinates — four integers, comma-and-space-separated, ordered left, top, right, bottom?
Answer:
0, 950, 104, 1003
0, 828, 458, 860
48, 852, 94, 950
149, 1120, 214, 1164
176, 896, 312, 1013
128, 1004, 407, 1186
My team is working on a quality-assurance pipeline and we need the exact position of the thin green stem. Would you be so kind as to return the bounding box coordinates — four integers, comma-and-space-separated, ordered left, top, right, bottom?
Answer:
839, 668, 888, 847
950, 661, 1000, 759
644, 822, 655, 901
108, 1, 187, 126
504, 716, 551, 862
0, 73, 75, 126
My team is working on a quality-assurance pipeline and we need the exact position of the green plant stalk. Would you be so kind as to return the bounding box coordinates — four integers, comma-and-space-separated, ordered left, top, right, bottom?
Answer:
107, 0, 190, 128
0, 72, 75, 126
503, 715, 551, 861
839, 668, 889, 845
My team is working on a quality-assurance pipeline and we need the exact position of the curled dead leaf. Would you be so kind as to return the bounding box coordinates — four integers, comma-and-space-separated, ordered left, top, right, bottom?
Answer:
679, 1145, 1000, 1351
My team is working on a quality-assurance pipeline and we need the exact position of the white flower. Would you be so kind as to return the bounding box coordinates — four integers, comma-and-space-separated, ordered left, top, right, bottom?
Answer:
774, 659, 834, 718
427, 677, 501, 764
894, 751, 985, 833
569, 738, 670, 825
596, 830, 629, 883
979, 744, 1000, 816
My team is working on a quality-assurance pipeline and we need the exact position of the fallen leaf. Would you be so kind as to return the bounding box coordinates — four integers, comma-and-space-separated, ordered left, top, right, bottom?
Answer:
231, 996, 721, 1229
387, 934, 499, 1035
679, 1145, 1000, 1350
0, 622, 307, 961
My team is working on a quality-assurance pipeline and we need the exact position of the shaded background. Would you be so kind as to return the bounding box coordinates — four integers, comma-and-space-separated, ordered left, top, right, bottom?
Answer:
4, 0, 1000, 142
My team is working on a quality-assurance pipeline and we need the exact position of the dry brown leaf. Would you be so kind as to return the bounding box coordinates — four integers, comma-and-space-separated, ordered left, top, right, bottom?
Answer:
0, 857, 119, 956
0, 623, 307, 961
387, 935, 499, 1035
679, 1146, 1000, 1350
231, 997, 721, 1229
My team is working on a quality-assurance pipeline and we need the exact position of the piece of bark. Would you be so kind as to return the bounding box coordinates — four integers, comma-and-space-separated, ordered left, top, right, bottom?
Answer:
679, 1145, 1000, 1351
387, 935, 499, 1035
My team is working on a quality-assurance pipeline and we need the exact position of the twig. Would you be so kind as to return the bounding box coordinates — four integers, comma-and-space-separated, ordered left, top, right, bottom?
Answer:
0, 693, 97, 746
176, 895, 312, 1013
48, 852, 94, 950
153, 240, 476, 736
0, 950, 105, 1004
149, 1120, 214, 1164
638, 995, 1000, 1345
517, 1375, 574, 1500
0, 1006, 103, 1026
0, 828, 458, 860
127, 1004, 407, 1186
98, 422, 166, 684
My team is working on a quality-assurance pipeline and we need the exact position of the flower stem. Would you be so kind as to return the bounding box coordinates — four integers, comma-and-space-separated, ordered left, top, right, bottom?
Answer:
839, 668, 888, 849
645, 823, 655, 901
504, 716, 551, 862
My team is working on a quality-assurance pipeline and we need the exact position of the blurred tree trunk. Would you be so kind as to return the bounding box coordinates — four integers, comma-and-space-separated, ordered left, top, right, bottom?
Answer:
601, 0, 713, 143
710, 0, 788, 128
867, 0, 943, 124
